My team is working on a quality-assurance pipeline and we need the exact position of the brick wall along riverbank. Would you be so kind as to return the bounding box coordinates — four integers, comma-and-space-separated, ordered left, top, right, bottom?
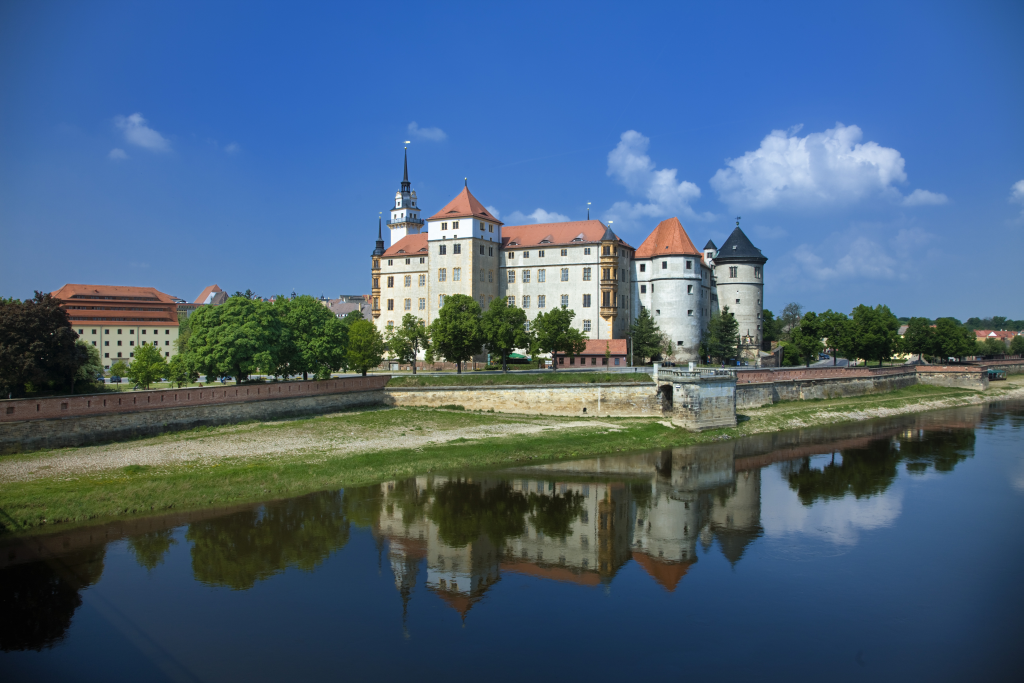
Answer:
0, 377, 389, 454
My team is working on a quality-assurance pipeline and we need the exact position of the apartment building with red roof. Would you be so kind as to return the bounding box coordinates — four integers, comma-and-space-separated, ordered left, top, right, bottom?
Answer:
50, 284, 180, 370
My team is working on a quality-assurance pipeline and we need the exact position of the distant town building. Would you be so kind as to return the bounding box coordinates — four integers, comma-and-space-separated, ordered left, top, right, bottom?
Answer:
50, 284, 180, 370
371, 153, 769, 363
974, 329, 1018, 345
177, 284, 228, 319
322, 294, 373, 322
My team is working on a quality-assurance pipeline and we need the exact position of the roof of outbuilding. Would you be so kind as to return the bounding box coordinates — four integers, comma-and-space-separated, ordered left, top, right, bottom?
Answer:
635, 217, 702, 259
382, 233, 428, 257
715, 226, 766, 262
428, 186, 501, 223
193, 284, 224, 305
51, 283, 175, 303
501, 220, 634, 250
578, 338, 627, 356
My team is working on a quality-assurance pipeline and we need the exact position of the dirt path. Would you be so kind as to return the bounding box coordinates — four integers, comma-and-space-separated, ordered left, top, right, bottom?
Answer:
0, 414, 620, 483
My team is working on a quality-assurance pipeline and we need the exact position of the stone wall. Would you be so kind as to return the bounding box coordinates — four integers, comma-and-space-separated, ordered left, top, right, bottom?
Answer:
386, 382, 664, 417
670, 376, 737, 430
916, 367, 989, 391
0, 377, 389, 454
736, 370, 918, 409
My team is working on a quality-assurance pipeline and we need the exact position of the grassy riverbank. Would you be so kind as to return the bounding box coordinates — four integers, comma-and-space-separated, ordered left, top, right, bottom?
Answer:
2, 377, 1021, 535
386, 371, 652, 387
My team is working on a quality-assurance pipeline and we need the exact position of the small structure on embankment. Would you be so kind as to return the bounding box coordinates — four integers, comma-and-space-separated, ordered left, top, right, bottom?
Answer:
653, 364, 738, 431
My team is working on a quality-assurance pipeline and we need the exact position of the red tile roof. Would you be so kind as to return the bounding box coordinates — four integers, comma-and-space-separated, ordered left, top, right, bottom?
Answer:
631, 552, 694, 592
383, 233, 428, 257
579, 339, 627, 356
193, 284, 224, 305
634, 217, 701, 259
500, 560, 602, 586
50, 283, 179, 326
974, 330, 1018, 340
502, 220, 634, 250
428, 186, 501, 223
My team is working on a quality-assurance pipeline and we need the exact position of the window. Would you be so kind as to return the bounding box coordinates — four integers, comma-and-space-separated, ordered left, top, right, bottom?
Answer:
560, 248, 567, 256
755, 267, 762, 279
621, 268, 626, 281
404, 275, 412, 287
583, 267, 592, 281
735, 299, 740, 304
507, 296, 515, 307
488, 270, 493, 283
453, 220, 459, 230
614, 358, 620, 366
387, 320, 394, 328
584, 247, 591, 255
662, 261, 667, 269
583, 319, 592, 332
602, 291, 610, 307
387, 299, 394, 311
117, 329, 122, 334
729, 266, 738, 278
419, 298, 426, 310
373, 297, 380, 310
439, 244, 447, 255
373, 277, 379, 289
419, 274, 426, 286
687, 309, 693, 316
687, 285, 693, 294
488, 246, 494, 256
388, 259, 393, 266
602, 245, 610, 255
406, 258, 411, 265
404, 298, 411, 310
480, 245, 485, 255
453, 267, 461, 281
508, 270, 516, 283
522, 295, 530, 308
442, 222, 448, 230
91, 329, 97, 334
602, 268, 610, 280
92, 341, 96, 346
538, 295, 546, 308
453, 243, 462, 255
583, 294, 591, 308
165, 329, 169, 335
757, 312, 762, 319
104, 340, 109, 346
538, 269, 546, 283
439, 294, 446, 307
420, 257, 425, 264
479, 268, 485, 281
640, 284, 646, 293
489, 224, 493, 232
387, 276, 394, 288
523, 251, 530, 258
677, 340, 684, 346
117, 340, 122, 346
480, 221, 485, 231
561, 294, 569, 308
538, 250, 545, 257
508, 251, 515, 260
686, 260, 692, 270
105, 353, 109, 358
522, 269, 530, 283
165, 341, 169, 346
438, 268, 447, 282
560, 268, 569, 281
640, 264, 646, 272
117, 352, 122, 357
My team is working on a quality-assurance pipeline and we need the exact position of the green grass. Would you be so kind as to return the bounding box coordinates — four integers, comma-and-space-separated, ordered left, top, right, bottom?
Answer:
387, 371, 653, 387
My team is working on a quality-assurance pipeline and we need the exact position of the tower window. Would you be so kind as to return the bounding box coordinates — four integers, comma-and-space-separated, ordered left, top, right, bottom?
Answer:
662, 261, 667, 269
688, 285, 693, 294
755, 267, 762, 278
420, 257, 425, 264
640, 285, 646, 293
442, 222, 447, 230
687, 310, 693, 316
686, 260, 692, 269
508, 251, 514, 260
729, 266, 738, 278
480, 221, 485, 231
453, 221, 459, 230
489, 224, 493, 232
488, 270, 493, 283
538, 250, 545, 257
405, 258, 410, 264
640, 264, 646, 272
736, 299, 740, 304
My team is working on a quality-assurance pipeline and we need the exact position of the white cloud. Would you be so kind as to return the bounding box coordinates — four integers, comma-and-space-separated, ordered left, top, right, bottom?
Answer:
407, 121, 446, 142
108, 148, 128, 160
1011, 180, 1024, 220
225, 142, 240, 154
485, 205, 500, 219
114, 113, 171, 152
503, 208, 571, 225
710, 123, 917, 209
902, 189, 948, 206
792, 236, 899, 281
603, 130, 713, 228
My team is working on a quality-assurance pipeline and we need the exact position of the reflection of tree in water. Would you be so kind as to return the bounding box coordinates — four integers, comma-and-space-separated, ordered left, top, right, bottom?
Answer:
429, 480, 531, 548
187, 490, 349, 590
788, 429, 976, 505
342, 483, 384, 529
128, 529, 177, 571
0, 546, 105, 651
528, 490, 585, 540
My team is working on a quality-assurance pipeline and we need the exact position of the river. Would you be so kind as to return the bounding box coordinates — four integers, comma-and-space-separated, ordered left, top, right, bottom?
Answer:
2, 401, 1022, 682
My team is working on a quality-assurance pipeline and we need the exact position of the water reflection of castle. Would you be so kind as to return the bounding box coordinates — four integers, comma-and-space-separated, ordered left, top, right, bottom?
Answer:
373, 446, 763, 620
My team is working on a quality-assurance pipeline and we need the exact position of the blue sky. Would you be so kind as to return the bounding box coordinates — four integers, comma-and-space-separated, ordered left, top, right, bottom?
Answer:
1, 0, 1021, 319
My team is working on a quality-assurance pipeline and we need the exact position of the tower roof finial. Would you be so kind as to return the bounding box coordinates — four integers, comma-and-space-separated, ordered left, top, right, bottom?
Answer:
464, 177, 467, 188
403, 147, 409, 183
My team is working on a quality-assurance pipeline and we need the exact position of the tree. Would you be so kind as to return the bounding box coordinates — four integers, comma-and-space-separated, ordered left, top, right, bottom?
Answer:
480, 298, 529, 373
0, 292, 84, 397
981, 336, 1008, 356
125, 343, 169, 389
109, 361, 129, 379
166, 352, 198, 388
428, 294, 483, 374
779, 302, 804, 341
762, 309, 782, 347
704, 305, 740, 363
815, 310, 850, 365
791, 312, 823, 367
628, 308, 662, 365
902, 317, 933, 363
73, 340, 104, 390
274, 295, 349, 380
388, 314, 429, 374
531, 307, 587, 370
931, 317, 975, 361
232, 289, 258, 300
848, 304, 901, 366
1011, 334, 1024, 355
186, 297, 287, 383
346, 319, 386, 377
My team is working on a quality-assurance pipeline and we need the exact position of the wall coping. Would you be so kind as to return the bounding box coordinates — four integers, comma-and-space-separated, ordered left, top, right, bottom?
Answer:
386, 381, 655, 393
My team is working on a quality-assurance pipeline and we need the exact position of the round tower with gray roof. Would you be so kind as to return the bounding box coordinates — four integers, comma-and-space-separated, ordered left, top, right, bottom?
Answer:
711, 220, 767, 362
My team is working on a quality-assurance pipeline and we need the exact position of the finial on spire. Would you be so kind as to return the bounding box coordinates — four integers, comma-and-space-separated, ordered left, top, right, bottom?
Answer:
464, 177, 467, 188
378, 212, 382, 239
736, 216, 741, 228
587, 201, 591, 220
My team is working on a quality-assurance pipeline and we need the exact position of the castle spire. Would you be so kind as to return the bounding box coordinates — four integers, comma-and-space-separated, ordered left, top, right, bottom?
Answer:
401, 147, 410, 193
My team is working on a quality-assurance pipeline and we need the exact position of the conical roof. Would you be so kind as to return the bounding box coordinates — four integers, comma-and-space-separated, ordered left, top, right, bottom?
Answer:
715, 226, 766, 262
428, 185, 501, 224
601, 224, 618, 241
635, 217, 701, 259
704, 239, 717, 250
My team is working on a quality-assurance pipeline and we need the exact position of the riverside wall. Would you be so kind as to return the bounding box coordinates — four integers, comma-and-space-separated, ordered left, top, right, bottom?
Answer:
0, 377, 389, 454
385, 382, 665, 417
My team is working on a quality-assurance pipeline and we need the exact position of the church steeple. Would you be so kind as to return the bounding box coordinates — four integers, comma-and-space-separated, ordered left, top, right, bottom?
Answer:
401, 147, 410, 193
388, 147, 423, 246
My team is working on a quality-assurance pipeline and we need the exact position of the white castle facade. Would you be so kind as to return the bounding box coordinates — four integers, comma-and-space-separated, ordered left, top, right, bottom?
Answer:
370, 152, 768, 363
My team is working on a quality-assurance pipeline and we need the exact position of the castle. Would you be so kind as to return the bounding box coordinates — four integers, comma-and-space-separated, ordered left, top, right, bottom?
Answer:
371, 151, 768, 363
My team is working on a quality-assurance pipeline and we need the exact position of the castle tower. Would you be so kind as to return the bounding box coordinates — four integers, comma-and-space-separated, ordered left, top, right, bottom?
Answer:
713, 220, 767, 362
425, 182, 502, 317
371, 216, 385, 319
388, 148, 424, 246
599, 225, 620, 338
